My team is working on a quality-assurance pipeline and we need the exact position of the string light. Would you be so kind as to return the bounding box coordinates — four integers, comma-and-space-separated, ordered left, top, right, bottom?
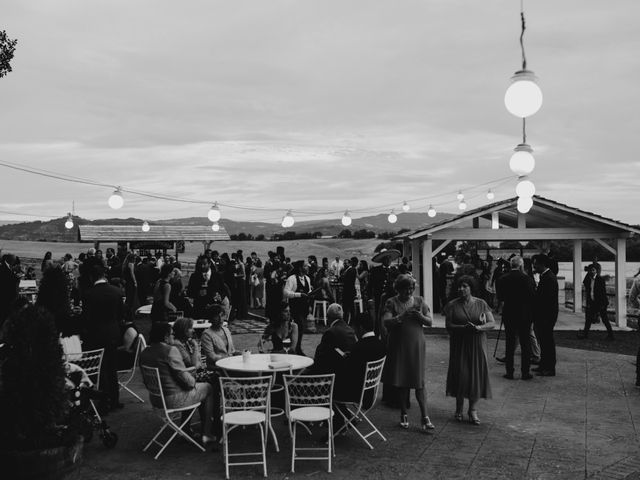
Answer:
402, 201, 410, 212
456, 191, 464, 201
64, 213, 74, 229
387, 210, 397, 224
281, 210, 295, 228
141, 221, 150, 232
516, 179, 536, 198
108, 187, 124, 210
207, 202, 221, 222
458, 200, 467, 210
211, 222, 220, 232
341, 210, 352, 227
517, 195, 533, 213
427, 205, 436, 218
486, 189, 495, 200
509, 143, 535, 176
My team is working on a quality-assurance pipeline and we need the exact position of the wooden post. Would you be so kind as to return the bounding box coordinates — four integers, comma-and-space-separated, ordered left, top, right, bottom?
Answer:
422, 237, 433, 312
573, 239, 582, 314
615, 238, 627, 328
412, 239, 421, 293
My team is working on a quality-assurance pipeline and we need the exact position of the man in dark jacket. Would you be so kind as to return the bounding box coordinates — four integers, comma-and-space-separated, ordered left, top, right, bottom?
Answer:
82, 264, 125, 410
578, 265, 614, 340
0, 253, 20, 329
496, 256, 536, 380
312, 303, 357, 377
341, 257, 359, 325
532, 254, 559, 377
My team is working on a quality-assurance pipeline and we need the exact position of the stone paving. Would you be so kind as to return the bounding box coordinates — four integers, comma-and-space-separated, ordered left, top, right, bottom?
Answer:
67, 328, 640, 480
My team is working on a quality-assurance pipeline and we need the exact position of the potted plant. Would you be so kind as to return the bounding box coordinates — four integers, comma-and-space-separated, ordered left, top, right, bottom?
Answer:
0, 305, 84, 480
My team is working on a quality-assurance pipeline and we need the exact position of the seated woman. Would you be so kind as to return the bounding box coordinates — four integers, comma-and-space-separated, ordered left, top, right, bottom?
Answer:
172, 318, 201, 370
200, 304, 237, 370
150, 264, 177, 323
260, 302, 299, 353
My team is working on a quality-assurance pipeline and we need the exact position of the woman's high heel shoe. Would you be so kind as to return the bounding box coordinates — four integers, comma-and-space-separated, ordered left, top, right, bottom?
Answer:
400, 414, 409, 429
468, 410, 480, 425
454, 412, 463, 422
421, 416, 435, 431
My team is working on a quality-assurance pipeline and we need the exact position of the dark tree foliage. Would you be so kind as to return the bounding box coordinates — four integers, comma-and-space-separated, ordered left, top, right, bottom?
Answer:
0, 30, 18, 78
338, 229, 352, 239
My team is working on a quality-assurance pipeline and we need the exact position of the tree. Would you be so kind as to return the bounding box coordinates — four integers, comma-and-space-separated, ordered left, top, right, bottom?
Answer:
338, 229, 352, 239
313, 231, 323, 239
237, 232, 247, 241
0, 30, 18, 78
255, 234, 265, 241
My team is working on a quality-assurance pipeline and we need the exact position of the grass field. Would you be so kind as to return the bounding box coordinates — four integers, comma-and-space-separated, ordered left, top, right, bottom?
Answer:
0, 238, 384, 264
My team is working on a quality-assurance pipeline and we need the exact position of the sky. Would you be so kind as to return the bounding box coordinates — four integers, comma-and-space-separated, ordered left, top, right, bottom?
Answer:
0, 0, 639, 225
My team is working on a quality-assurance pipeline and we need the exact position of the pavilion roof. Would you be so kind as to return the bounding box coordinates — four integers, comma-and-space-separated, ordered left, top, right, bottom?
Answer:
78, 224, 230, 242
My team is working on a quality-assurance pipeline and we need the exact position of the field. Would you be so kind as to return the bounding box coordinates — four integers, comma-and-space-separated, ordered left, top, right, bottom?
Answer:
0, 238, 384, 264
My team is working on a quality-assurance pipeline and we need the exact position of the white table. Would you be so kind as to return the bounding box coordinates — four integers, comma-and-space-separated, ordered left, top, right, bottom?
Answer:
168, 319, 212, 330
216, 353, 312, 373
135, 304, 152, 316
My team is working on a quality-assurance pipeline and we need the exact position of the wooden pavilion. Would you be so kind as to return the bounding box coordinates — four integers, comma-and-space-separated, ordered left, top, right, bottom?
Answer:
396, 195, 640, 327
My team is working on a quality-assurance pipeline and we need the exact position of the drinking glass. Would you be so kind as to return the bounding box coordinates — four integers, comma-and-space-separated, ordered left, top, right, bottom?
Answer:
282, 338, 292, 355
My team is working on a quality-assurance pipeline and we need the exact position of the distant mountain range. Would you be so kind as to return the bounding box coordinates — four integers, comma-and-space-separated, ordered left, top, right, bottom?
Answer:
0, 211, 457, 241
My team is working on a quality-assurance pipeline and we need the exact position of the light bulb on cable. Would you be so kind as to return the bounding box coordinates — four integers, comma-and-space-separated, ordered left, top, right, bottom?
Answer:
64, 213, 74, 229
509, 143, 536, 176
207, 202, 221, 222
341, 210, 352, 227
141, 221, 150, 232
517, 195, 534, 213
108, 188, 124, 210
211, 222, 220, 232
456, 191, 464, 201
515, 179, 536, 198
487, 189, 495, 200
427, 205, 436, 218
458, 200, 467, 211
505, 70, 543, 118
281, 210, 294, 228
387, 210, 397, 224
402, 201, 410, 212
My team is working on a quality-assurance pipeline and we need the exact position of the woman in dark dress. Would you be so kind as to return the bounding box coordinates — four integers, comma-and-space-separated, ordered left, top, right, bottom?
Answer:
444, 275, 495, 425
260, 303, 298, 353
150, 264, 177, 323
381, 274, 434, 432
121, 252, 139, 322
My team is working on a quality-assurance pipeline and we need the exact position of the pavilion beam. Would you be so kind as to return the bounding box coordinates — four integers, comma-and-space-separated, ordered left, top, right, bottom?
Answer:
429, 228, 630, 241
594, 238, 616, 256
432, 239, 453, 258
422, 237, 433, 311
615, 238, 627, 328
411, 239, 421, 293
573, 240, 582, 314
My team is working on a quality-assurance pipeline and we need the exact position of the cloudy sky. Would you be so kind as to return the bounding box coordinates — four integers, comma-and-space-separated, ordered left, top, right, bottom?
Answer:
1, 0, 638, 225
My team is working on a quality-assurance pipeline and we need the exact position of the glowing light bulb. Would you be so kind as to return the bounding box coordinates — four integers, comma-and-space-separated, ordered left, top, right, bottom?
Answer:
281, 210, 294, 228
211, 222, 220, 232
402, 201, 410, 212
509, 143, 536, 176
504, 70, 543, 118
108, 188, 124, 210
517, 195, 534, 213
141, 221, 150, 232
64, 214, 74, 229
341, 210, 352, 227
427, 205, 436, 218
516, 179, 536, 198
456, 191, 464, 201
487, 189, 495, 200
207, 202, 221, 222
458, 200, 467, 210
387, 210, 397, 224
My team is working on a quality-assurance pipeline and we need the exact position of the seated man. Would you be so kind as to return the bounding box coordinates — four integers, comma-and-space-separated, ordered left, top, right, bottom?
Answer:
140, 322, 216, 444
312, 303, 357, 376
337, 313, 387, 408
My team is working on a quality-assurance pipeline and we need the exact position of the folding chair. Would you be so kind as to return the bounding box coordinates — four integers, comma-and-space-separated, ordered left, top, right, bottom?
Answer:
140, 366, 205, 459
283, 373, 335, 473
117, 334, 146, 403
334, 357, 387, 449
65, 348, 104, 389
219, 376, 272, 479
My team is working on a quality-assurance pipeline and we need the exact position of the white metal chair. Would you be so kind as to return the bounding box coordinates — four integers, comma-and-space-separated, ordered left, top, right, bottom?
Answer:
284, 373, 335, 473
60, 335, 83, 361
219, 376, 273, 479
334, 357, 386, 449
313, 300, 328, 326
64, 348, 104, 388
140, 366, 205, 459
117, 334, 146, 403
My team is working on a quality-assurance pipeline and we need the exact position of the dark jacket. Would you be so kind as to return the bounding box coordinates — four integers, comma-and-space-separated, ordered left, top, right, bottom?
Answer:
583, 273, 608, 309
312, 319, 357, 375
496, 269, 535, 324
337, 334, 386, 406
341, 266, 358, 301
186, 271, 231, 317
82, 281, 124, 349
535, 269, 559, 321
0, 262, 20, 325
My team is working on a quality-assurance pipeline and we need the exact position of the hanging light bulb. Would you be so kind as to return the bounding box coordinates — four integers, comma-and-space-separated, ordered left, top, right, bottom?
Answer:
509, 143, 536, 176
211, 222, 220, 232
505, 70, 543, 118
281, 210, 295, 228
427, 205, 436, 218
486, 189, 495, 200
387, 210, 397, 224
517, 195, 534, 213
141, 221, 150, 232
64, 213, 74, 229
402, 201, 410, 212
108, 187, 124, 210
341, 210, 352, 227
207, 202, 221, 222
456, 191, 464, 201
458, 200, 467, 210
515, 179, 536, 198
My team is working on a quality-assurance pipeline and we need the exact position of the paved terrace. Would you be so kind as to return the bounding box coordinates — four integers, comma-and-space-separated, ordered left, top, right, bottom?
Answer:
68, 313, 640, 480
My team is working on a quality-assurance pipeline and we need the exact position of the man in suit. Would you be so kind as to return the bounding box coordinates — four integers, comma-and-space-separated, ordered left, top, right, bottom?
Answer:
82, 264, 125, 411
496, 256, 536, 380
0, 253, 20, 329
341, 257, 358, 325
532, 254, 559, 377
578, 264, 614, 340
283, 260, 313, 355
368, 253, 395, 335
186, 257, 231, 320
312, 303, 357, 376
140, 321, 216, 444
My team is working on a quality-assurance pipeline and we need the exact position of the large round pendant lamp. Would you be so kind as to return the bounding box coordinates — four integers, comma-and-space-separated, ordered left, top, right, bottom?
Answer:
509, 143, 536, 176
505, 70, 543, 118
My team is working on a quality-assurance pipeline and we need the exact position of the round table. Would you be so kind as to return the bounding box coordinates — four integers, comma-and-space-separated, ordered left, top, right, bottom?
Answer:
216, 353, 313, 373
